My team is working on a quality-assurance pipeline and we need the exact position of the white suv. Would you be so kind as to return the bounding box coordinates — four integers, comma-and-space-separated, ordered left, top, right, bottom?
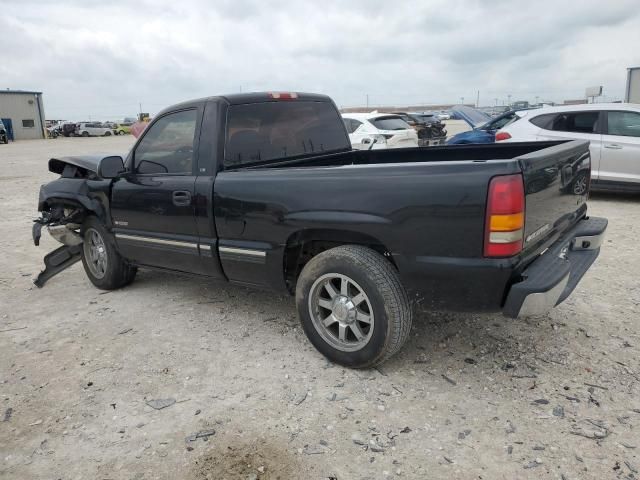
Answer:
496, 103, 640, 192
342, 113, 419, 150
75, 122, 113, 137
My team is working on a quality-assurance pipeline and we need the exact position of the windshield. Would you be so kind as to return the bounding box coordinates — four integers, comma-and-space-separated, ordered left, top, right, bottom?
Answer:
452, 106, 492, 128
370, 116, 412, 131
225, 101, 349, 166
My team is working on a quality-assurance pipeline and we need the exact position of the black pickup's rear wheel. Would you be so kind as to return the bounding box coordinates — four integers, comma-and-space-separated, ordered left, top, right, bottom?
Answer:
296, 245, 412, 368
80, 217, 136, 290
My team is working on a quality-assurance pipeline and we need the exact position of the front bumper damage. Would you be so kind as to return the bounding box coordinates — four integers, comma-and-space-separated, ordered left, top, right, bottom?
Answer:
33, 207, 84, 288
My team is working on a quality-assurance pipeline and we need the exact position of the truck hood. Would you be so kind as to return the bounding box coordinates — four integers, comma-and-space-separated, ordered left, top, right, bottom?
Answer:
48, 155, 105, 175
450, 106, 492, 129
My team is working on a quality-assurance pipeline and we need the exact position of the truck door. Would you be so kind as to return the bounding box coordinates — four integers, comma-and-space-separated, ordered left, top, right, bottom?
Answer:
111, 108, 211, 274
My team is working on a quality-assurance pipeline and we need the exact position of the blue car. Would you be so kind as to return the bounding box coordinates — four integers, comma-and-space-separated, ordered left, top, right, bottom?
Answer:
447, 106, 524, 145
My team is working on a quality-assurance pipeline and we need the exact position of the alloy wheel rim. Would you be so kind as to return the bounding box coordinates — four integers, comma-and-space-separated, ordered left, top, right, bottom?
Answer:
573, 176, 587, 195
84, 228, 108, 279
308, 273, 374, 352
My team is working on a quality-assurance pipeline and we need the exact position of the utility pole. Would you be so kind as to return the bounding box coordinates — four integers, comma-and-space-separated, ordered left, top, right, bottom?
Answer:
535, 95, 539, 105
460, 96, 464, 105
476, 90, 480, 108
366, 94, 369, 108
139, 102, 142, 114
507, 94, 511, 106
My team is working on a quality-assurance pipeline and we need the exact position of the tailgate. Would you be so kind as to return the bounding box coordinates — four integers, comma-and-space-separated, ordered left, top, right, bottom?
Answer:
518, 140, 590, 252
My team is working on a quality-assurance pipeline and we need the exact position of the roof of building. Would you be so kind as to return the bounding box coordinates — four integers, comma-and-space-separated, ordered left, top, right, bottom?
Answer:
0, 89, 43, 95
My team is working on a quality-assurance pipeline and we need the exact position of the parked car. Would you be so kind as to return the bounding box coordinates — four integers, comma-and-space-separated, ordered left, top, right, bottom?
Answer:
47, 125, 63, 139
448, 107, 528, 144
32, 92, 606, 368
495, 103, 640, 192
435, 111, 451, 121
60, 122, 77, 137
391, 112, 447, 146
75, 122, 114, 137
342, 112, 418, 149
0, 119, 8, 144
114, 122, 133, 135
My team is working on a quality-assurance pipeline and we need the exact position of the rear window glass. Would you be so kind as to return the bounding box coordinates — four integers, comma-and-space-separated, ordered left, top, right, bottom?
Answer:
225, 101, 349, 167
370, 116, 412, 131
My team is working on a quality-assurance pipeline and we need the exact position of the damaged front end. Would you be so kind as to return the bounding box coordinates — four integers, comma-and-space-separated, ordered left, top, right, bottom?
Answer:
33, 206, 85, 287
33, 155, 114, 287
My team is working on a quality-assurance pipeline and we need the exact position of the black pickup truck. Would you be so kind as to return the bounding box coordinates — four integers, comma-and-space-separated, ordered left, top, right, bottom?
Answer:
33, 92, 607, 367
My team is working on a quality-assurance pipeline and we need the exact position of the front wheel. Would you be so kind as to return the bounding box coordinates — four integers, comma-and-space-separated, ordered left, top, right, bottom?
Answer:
296, 245, 412, 368
81, 217, 137, 290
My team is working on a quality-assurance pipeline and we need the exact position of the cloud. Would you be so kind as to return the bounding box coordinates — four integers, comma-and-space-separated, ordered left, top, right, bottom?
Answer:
1, 0, 638, 119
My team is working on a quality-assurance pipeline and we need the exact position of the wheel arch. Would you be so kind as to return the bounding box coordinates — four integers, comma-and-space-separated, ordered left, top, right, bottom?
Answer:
283, 228, 395, 293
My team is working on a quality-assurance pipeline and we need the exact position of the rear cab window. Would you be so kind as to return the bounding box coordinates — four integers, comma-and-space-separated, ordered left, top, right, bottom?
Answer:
224, 101, 349, 167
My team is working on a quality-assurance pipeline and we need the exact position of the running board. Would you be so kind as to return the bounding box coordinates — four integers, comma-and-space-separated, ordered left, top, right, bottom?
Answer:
34, 244, 82, 288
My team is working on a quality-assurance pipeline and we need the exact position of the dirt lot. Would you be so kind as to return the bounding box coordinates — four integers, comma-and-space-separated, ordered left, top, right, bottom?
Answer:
1, 137, 639, 480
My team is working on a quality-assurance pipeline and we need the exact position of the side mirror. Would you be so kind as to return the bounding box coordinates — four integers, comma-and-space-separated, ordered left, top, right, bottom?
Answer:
98, 156, 125, 179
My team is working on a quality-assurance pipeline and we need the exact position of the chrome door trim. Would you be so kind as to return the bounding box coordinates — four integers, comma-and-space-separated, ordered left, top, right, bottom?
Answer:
218, 246, 266, 257
115, 233, 199, 249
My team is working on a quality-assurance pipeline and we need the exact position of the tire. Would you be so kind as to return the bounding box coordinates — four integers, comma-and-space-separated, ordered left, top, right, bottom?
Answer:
572, 172, 588, 195
296, 245, 412, 368
104, 131, 112, 136
82, 131, 89, 137
80, 217, 137, 290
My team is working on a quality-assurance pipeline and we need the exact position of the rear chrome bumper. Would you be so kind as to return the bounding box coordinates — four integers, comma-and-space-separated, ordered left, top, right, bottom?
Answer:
503, 216, 607, 318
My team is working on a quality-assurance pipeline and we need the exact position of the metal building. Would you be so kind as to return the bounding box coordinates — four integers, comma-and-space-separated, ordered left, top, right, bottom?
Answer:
625, 67, 640, 104
0, 90, 46, 141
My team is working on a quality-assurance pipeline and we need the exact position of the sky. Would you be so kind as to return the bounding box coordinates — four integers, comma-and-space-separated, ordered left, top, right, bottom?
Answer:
1, 0, 639, 120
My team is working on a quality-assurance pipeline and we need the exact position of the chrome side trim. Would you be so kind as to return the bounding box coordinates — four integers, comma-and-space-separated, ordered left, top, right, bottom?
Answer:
219, 246, 266, 257
115, 233, 198, 249
200, 244, 212, 251
518, 273, 569, 317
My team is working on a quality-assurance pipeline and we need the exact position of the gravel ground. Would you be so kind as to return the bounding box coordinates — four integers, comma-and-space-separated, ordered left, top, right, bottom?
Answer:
1, 137, 639, 480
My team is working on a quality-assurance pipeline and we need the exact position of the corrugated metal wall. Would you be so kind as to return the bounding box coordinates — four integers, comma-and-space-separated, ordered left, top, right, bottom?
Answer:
626, 68, 640, 104
0, 92, 45, 140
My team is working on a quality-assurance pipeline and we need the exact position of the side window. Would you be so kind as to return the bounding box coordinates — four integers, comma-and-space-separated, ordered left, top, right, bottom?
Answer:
343, 119, 355, 134
351, 119, 363, 132
550, 112, 599, 134
607, 111, 640, 137
530, 114, 556, 130
134, 110, 197, 175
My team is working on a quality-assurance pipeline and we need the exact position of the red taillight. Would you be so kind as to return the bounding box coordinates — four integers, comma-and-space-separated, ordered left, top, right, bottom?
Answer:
484, 174, 525, 257
495, 131, 512, 141
268, 92, 298, 100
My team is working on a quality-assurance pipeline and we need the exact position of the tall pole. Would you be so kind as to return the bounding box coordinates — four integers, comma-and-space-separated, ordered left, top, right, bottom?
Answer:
507, 94, 511, 106
476, 90, 480, 108
460, 96, 464, 105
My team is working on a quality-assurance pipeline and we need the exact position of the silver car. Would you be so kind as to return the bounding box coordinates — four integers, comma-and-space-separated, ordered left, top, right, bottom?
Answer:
496, 103, 640, 192
75, 122, 113, 137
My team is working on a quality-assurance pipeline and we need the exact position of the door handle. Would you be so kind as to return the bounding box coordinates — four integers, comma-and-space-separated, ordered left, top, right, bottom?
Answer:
172, 190, 192, 206
604, 144, 622, 149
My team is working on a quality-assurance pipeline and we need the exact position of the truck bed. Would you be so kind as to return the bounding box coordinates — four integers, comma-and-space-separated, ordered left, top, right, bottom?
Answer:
214, 140, 591, 311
